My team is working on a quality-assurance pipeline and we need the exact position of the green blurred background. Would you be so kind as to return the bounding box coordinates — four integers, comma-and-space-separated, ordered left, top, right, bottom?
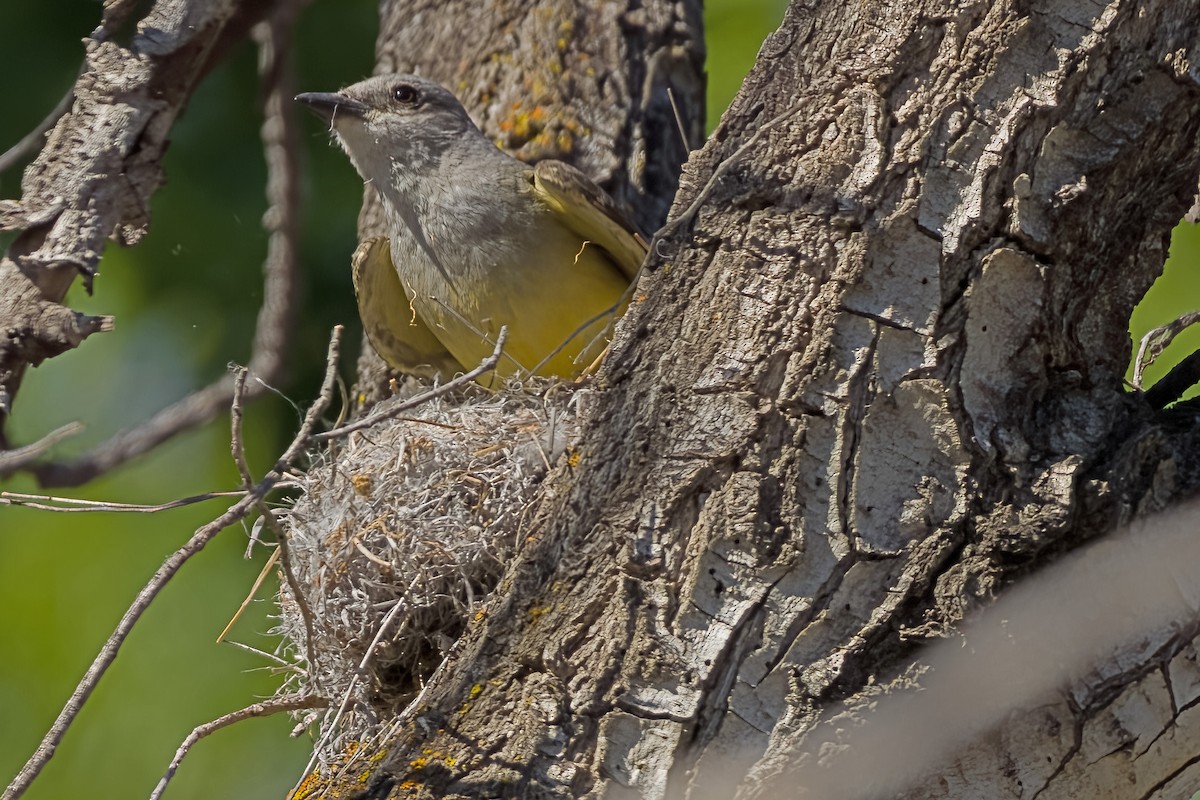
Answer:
0, 1, 789, 798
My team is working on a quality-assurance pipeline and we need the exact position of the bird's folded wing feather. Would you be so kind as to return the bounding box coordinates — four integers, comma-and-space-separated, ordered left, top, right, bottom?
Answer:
530, 160, 648, 282
352, 236, 463, 378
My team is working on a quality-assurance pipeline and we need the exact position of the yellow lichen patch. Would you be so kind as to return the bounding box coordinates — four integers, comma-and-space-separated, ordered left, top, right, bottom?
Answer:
291, 769, 323, 800
567, 448, 582, 469
351, 473, 372, 497
469, 682, 484, 699
529, 604, 550, 622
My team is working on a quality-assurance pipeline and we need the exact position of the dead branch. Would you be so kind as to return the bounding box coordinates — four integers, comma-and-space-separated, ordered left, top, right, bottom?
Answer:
148, 693, 328, 800
9, 0, 305, 488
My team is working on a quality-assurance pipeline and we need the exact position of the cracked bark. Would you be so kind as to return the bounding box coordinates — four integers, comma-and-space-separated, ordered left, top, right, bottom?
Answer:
313, 1, 1200, 798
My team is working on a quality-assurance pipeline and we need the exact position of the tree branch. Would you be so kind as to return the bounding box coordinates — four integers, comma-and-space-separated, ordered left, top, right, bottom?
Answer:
24, 1, 306, 487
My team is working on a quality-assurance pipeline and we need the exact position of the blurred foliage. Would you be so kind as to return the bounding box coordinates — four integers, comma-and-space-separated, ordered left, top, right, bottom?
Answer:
0, 1, 787, 798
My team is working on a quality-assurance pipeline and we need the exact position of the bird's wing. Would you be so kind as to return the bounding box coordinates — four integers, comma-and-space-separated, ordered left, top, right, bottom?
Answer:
351, 236, 463, 379
530, 160, 648, 282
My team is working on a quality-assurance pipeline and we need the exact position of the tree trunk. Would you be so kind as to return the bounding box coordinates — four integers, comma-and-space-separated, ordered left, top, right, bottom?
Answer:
300, 0, 1200, 798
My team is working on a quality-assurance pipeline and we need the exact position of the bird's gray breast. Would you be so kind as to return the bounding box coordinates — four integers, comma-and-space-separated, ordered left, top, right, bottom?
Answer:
382, 164, 538, 318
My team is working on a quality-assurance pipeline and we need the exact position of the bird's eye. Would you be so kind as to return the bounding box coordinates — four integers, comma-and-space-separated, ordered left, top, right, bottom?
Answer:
392, 84, 420, 105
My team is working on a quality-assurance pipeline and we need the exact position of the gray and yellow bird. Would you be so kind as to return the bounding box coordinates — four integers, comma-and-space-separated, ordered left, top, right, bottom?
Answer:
296, 74, 647, 380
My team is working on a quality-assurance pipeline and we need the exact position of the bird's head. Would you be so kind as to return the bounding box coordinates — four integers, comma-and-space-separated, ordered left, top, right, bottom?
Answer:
296, 74, 481, 180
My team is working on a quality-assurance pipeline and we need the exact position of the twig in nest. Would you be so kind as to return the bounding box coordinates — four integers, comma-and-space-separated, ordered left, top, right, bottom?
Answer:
289, 599, 408, 800
148, 694, 328, 800
215, 545, 281, 644
313, 327, 507, 443
1, 326, 343, 800
229, 361, 320, 674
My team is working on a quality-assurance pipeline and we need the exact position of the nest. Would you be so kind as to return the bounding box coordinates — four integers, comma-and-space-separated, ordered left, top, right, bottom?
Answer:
273, 378, 586, 749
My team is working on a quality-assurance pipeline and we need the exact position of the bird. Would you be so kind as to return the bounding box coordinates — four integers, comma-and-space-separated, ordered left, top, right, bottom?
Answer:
295, 74, 647, 380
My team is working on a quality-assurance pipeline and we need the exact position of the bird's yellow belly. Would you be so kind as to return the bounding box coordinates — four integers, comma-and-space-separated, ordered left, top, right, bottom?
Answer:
402, 232, 629, 378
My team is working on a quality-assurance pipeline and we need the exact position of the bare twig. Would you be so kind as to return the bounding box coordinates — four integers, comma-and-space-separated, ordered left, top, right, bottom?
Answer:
230, 317, 320, 671
247, 7, 304, 384
0, 423, 84, 476
667, 86, 691, 153
2, 327, 342, 800
0, 84, 75, 175
1132, 309, 1200, 408
28, 5, 306, 489
220, 638, 302, 671
0, 488, 251, 513
230, 367, 255, 489
649, 99, 805, 253
148, 694, 328, 800
260, 506, 320, 679
1132, 309, 1200, 388
313, 328, 506, 443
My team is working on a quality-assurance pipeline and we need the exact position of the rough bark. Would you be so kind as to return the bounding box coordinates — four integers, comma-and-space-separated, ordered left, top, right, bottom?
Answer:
311, 0, 1200, 798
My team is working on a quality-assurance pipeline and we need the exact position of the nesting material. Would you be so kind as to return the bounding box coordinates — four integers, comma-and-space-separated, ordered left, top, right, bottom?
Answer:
274, 378, 586, 746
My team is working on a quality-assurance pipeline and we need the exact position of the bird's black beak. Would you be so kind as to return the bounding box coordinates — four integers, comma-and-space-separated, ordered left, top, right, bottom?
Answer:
294, 92, 369, 122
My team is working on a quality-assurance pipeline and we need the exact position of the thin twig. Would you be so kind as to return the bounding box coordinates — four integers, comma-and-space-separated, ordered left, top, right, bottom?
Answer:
649, 99, 806, 252
666, 86, 692, 153
1132, 309, 1200, 389
2, 327, 342, 800
313, 328, 506, 443
260, 505, 320, 679
230, 367, 255, 488
247, 6, 303, 384
290, 599, 407, 799
220, 638, 303, 671
0, 489, 250, 513
148, 694, 328, 800
0, 84, 75, 175
0, 423, 84, 476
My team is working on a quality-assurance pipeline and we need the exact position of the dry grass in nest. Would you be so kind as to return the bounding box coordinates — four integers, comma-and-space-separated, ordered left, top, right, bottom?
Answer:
273, 377, 586, 751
